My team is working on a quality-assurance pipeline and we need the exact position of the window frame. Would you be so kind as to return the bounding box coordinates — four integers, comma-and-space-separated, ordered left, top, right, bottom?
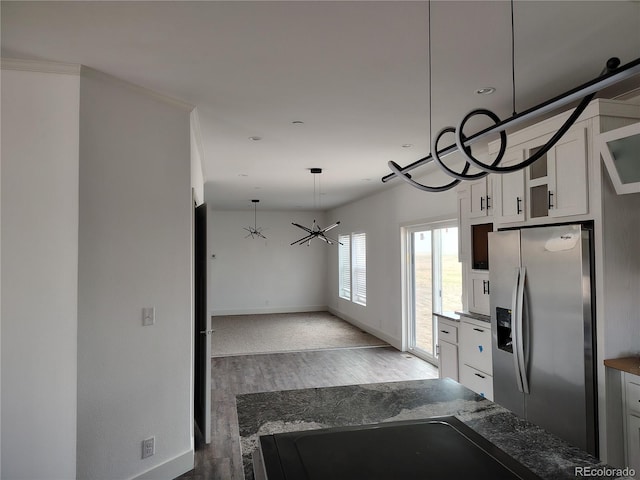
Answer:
338, 231, 366, 306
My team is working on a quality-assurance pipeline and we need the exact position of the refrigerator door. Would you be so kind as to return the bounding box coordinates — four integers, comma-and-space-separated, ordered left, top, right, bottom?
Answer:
489, 230, 525, 418
520, 225, 595, 454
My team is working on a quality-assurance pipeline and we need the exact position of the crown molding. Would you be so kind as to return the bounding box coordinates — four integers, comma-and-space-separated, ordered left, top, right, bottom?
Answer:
1, 57, 81, 75
80, 66, 194, 112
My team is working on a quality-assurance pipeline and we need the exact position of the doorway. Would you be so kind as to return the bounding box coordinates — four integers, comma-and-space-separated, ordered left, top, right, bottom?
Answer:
405, 222, 462, 364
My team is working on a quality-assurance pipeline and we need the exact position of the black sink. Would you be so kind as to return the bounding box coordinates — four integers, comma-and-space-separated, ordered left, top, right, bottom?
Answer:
258, 416, 541, 480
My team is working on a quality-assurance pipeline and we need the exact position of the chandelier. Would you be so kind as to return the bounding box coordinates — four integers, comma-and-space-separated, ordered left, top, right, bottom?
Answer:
383, 1, 640, 192
291, 168, 342, 246
244, 199, 266, 239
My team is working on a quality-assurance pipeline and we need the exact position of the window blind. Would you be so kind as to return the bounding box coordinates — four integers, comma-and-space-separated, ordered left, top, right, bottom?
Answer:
338, 234, 351, 300
352, 232, 367, 305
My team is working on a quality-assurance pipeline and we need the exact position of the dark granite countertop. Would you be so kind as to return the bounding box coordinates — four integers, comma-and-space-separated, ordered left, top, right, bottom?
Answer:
236, 378, 623, 480
456, 310, 491, 323
433, 311, 461, 322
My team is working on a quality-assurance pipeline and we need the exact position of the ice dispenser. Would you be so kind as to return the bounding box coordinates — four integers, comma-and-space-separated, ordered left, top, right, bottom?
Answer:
496, 307, 513, 353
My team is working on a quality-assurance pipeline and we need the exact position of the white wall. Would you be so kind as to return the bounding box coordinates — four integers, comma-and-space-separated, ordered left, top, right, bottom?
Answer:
1, 67, 80, 479
77, 68, 193, 480
190, 109, 205, 206
209, 209, 329, 315
327, 167, 458, 348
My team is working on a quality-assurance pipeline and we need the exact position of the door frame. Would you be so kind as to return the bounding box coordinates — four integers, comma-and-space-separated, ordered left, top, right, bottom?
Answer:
402, 218, 460, 366
194, 199, 211, 445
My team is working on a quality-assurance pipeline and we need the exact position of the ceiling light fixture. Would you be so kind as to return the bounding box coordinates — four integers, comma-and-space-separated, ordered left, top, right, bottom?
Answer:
383, 0, 640, 193
244, 199, 267, 239
402, 143, 413, 148
292, 120, 305, 125
248, 136, 262, 141
291, 168, 342, 246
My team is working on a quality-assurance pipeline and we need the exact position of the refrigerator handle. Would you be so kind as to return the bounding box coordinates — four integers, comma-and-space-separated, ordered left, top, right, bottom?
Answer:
511, 268, 524, 393
516, 267, 530, 394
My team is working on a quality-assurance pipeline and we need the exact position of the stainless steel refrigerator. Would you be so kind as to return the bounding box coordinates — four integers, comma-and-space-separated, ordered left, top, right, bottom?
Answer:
488, 223, 597, 455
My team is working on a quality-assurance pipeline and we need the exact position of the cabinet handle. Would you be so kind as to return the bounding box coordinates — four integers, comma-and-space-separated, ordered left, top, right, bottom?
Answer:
480, 196, 485, 211
473, 328, 484, 333
436, 344, 440, 356
486, 195, 491, 209
474, 373, 486, 379
548, 190, 554, 209
516, 197, 522, 214
441, 330, 450, 334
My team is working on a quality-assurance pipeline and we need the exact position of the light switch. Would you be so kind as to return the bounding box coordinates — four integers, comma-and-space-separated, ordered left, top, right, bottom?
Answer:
142, 307, 155, 326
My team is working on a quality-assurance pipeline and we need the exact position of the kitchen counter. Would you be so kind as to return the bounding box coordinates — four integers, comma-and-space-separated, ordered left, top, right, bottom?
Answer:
604, 356, 640, 377
456, 310, 491, 323
236, 378, 620, 480
433, 311, 461, 322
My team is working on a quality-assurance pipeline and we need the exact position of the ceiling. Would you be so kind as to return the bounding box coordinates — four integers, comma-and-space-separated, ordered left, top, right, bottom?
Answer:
2, 1, 639, 211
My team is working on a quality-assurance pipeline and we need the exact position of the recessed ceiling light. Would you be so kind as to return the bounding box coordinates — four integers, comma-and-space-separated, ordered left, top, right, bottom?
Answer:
249, 136, 262, 141
238, 174, 249, 177
402, 144, 413, 148
362, 178, 372, 182
292, 120, 305, 125
476, 87, 496, 95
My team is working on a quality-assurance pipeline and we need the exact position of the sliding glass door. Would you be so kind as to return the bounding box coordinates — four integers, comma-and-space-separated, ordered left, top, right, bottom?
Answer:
406, 222, 462, 363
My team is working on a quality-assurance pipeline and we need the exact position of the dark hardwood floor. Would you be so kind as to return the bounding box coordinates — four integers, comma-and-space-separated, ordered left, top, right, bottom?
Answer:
177, 346, 438, 480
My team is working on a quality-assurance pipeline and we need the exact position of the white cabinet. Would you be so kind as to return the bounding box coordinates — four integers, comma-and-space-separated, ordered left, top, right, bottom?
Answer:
436, 317, 459, 382
547, 127, 589, 218
468, 177, 493, 219
494, 149, 525, 224
468, 272, 490, 316
459, 316, 493, 400
624, 372, 640, 478
490, 124, 589, 224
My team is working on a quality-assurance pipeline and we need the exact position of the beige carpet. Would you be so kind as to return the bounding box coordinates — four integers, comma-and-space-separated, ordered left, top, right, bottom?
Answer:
211, 311, 388, 357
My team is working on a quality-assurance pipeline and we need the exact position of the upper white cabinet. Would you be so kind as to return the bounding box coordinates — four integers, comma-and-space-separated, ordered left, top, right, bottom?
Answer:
600, 121, 640, 195
490, 124, 589, 225
468, 176, 494, 219
494, 149, 525, 224
547, 126, 589, 218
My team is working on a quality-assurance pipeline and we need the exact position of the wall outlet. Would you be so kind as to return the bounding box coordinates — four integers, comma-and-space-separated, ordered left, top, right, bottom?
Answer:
142, 307, 155, 326
142, 436, 155, 459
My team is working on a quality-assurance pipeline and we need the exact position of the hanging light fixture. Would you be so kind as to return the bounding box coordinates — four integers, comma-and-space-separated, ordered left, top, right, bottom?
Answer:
383, 0, 640, 192
291, 168, 342, 246
244, 199, 267, 239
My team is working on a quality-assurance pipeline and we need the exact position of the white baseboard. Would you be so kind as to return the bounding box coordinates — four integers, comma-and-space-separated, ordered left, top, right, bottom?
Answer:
328, 308, 401, 350
130, 449, 194, 480
212, 305, 328, 316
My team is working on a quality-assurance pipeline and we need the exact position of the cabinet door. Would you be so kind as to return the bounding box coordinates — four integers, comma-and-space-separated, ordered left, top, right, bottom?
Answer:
548, 127, 588, 218
438, 341, 459, 382
495, 149, 525, 223
627, 414, 640, 478
460, 321, 492, 375
468, 273, 490, 316
469, 178, 489, 218
460, 364, 493, 400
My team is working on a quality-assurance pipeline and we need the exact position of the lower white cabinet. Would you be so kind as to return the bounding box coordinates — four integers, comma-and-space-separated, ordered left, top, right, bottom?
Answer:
460, 364, 493, 401
436, 317, 459, 382
458, 316, 493, 400
624, 372, 640, 478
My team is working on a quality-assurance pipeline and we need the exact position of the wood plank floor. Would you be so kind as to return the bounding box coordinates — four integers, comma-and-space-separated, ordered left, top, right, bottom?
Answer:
177, 346, 438, 480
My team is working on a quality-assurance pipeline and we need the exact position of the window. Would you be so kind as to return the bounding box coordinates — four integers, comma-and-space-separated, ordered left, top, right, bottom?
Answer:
338, 232, 366, 306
